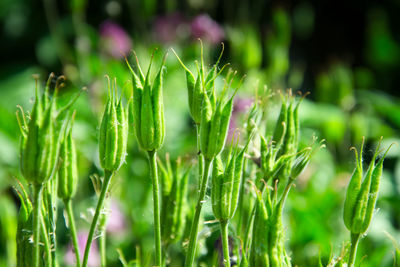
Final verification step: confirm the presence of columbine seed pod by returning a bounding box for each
[200,73,238,160]
[249,189,288,267]
[212,136,250,221]
[126,51,166,151]
[99,78,128,172]
[159,155,190,246]
[172,42,227,125]
[343,139,392,234]
[58,115,78,201]
[249,192,271,266]
[18,74,73,185]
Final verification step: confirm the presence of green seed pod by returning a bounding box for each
[290,138,324,179]
[58,116,78,201]
[343,144,363,230]
[343,139,392,234]
[212,136,251,221]
[249,192,270,266]
[249,188,287,267]
[18,74,78,185]
[200,92,236,160]
[126,51,166,151]
[99,79,128,172]
[172,43,226,125]
[272,94,287,144]
[159,155,190,246]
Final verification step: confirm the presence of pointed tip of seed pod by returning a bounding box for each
[162,51,169,65]
[215,42,225,65]
[105,75,111,96]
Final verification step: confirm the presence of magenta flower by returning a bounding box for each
[64,232,100,267]
[106,200,127,234]
[228,97,253,140]
[100,20,132,59]
[153,12,188,43]
[191,14,225,44]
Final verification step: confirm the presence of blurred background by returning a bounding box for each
[1,0,400,266]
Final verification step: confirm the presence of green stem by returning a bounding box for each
[98,199,109,267]
[278,179,293,212]
[65,199,81,267]
[40,211,52,265]
[243,202,256,254]
[243,178,271,255]
[45,183,58,267]
[100,232,106,267]
[196,124,203,192]
[33,184,43,267]
[148,150,162,267]
[185,158,213,267]
[348,233,360,267]
[220,220,231,267]
[237,157,248,234]
[82,170,114,267]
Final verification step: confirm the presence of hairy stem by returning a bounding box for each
[185,158,213,267]
[65,199,81,267]
[82,170,114,267]
[148,150,162,267]
[33,184,43,267]
[220,220,231,267]
[348,233,360,267]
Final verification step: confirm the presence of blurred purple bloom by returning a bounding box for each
[100,20,132,59]
[154,13,188,43]
[191,14,225,44]
[64,232,100,267]
[106,200,127,234]
[228,97,253,139]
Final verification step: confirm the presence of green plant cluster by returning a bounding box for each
[10,45,394,267]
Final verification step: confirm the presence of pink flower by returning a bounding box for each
[100,20,132,59]
[153,13,188,43]
[106,200,127,234]
[64,232,100,267]
[191,14,225,44]
[228,97,253,140]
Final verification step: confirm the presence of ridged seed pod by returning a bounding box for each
[200,85,236,160]
[58,116,78,201]
[212,137,250,221]
[343,139,392,234]
[126,51,166,152]
[172,43,226,125]
[99,79,128,172]
[18,74,72,185]
[159,155,190,246]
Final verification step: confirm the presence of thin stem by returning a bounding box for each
[33,184,43,267]
[100,232,106,267]
[348,233,361,267]
[185,158,213,267]
[243,202,256,254]
[278,179,294,212]
[220,220,231,267]
[82,170,114,267]
[98,199,109,267]
[65,199,81,267]
[45,183,58,267]
[40,211,52,265]
[237,157,248,234]
[148,150,162,267]
[196,124,204,192]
